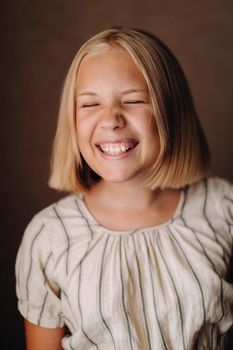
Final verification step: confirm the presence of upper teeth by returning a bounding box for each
[99,143,130,155]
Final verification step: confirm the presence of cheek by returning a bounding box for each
[147,112,157,128]
[145,117,160,152]
[75,128,89,160]
[76,121,97,164]
[76,110,98,136]
[147,114,159,138]
[76,116,92,141]
[138,113,158,138]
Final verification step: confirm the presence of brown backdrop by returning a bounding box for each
[1,0,233,348]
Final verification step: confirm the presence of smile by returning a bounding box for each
[97,140,138,156]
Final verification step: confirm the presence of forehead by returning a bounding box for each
[81,45,132,63]
[76,47,147,90]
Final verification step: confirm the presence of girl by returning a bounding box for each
[16,27,233,350]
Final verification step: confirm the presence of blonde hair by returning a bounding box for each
[49,27,210,193]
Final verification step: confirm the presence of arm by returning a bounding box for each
[25,320,65,350]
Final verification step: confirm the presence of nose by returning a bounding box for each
[99,106,126,130]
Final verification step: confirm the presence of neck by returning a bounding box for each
[85,180,162,211]
[83,179,181,231]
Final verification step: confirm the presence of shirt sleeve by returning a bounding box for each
[221,179,233,230]
[15,213,65,328]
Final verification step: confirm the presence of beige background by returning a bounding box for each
[1,0,232,348]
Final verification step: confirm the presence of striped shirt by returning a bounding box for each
[16,177,233,349]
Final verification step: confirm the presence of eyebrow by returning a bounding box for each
[76,91,98,97]
[122,88,148,95]
[76,88,148,98]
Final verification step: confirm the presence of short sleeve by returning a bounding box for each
[221,179,233,229]
[15,213,65,328]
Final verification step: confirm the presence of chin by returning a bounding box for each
[100,172,140,184]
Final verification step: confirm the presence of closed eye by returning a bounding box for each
[123,100,146,104]
[81,103,99,108]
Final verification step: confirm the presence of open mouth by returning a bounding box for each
[96,140,138,156]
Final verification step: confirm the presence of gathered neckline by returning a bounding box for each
[74,188,185,236]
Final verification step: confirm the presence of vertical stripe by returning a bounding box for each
[53,206,70,276]
[61,290,78,333]
[181,185,215,264]
[99,235,116,349]
[203,181,226,324]
[42,252,53,278]
[132,236,152,350]
[184,181,226,324]
[203,179,228,266]
[181,217,225,324]
[74,199,98,348]
[38,291,48,325]
[119,237,133,350]
[78,248,98,348]
[182,219,217,272]
[156,233,186,350]
[182,183,225,325]
[74,198,94,239]
[26,224,45,316]
[168,227,206,326]
[223,196,233,236]
[145,236,168,350]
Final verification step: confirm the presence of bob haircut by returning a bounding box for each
[49,26,210,193]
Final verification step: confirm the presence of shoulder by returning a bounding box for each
[186,176,232,200]
[205,176,233,196]
[186,176,233,225]
[38,194,81,219]
[29,194,87,226]
[22,195,77,231]
[205,177,232,216]
[21,195,88,247]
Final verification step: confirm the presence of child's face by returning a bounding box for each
[75,47,160,186]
